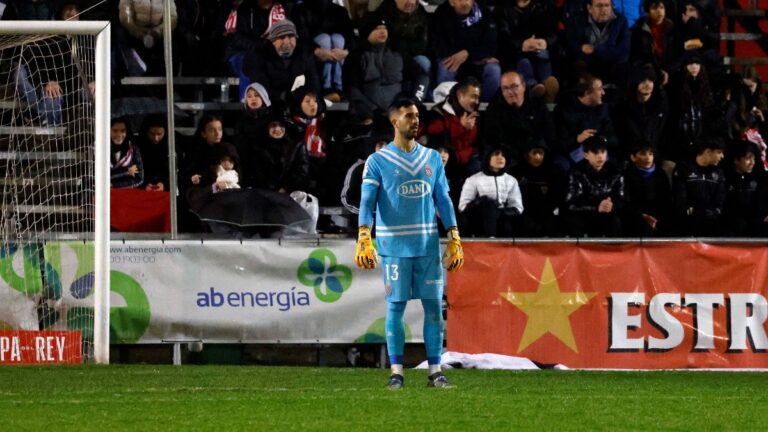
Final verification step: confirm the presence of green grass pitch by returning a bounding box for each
[1,366,766,431]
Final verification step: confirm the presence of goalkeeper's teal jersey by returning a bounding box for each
[359,142,457,258]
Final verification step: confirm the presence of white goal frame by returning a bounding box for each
[0,21,110,364]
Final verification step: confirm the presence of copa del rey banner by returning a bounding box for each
[447,242,768,369]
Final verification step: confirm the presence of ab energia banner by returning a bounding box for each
[447,242,768,369]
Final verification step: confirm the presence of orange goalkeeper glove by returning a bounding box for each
[355,226,378,270]
[442,227,464,272]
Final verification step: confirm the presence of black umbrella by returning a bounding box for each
[191,188,311,228]
[111,97,189,118]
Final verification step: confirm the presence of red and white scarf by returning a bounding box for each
[743,128,768,169]
[112,147,134,168]
[224,0,241,35]
[293,115,325,158]
[262,3,287,38]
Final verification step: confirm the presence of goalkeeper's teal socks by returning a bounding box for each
[422,298,444,367]
[386,301,407,367]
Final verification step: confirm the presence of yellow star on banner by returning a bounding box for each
[501,258,596,353]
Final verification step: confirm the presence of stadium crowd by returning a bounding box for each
[4,0,768,237]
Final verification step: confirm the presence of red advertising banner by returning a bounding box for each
[0,331,82,365]
[447,242,768,369]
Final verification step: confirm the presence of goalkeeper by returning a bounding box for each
[356,98,464,389]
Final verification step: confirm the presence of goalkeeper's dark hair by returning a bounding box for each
[388,98,417,119]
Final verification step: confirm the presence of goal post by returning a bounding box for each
[0,21,110,364]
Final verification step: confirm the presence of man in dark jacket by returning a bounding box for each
[629,0,678,85]
[430,0,501,102]
[564,135,625,237]
[483,70,556,168]
[565,0,630,84]
[243,19,320,107]
[672,136,726,236]
[555,74,619,167]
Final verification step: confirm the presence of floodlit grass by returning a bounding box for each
[1,366,766,431]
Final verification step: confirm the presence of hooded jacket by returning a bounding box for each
[458,150,523,213]
[426,87,479,166]
[234,83,273,187]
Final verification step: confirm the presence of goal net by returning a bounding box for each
[0,22,110,364]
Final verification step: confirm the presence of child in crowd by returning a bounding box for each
[510,139,566,237]
[291,86,328,199]
[214,154,241,192]
[458,147,523,238]
[723,140,765,236]
[623,142,673,236]
[234,82,272,187]
[564,135,625,237]
[110,117,144,189]
[672,136,726,236]
[137,115,169,192]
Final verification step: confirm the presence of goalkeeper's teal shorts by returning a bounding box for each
[379,255,444,302]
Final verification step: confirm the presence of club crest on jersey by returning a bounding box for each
[398,180,431,198]
[425,164,432,177]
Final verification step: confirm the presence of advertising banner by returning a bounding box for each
[108,240,423,344]
[447,242,768,369]
[0,330,82,364]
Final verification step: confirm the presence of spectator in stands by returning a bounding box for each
[623,142,673,236]
[510,138,567,237]
[341,139,387,217]
[373,0,432,102]
[677,0,721,73]
[234,82,272,187]
[483,70,556,168]
[458,147,523,237]
[666,50,715,162]
[226,0,293,98]
[117,0,178,76]
[213,153,241,191]
[252,113,309,193]
[292,0,353,102]
[672,136,726,236]
[717,74,765,143]
[290,86,328,199]
[136,114,170,192]
[345,17,403,125]
[110,117,145,189]
[430,0,501,102]
[613,64,669,160]
[555,74,619,167]
[723,140,764,236]
[425,77,482,179]
[742,66,768,145]
[244,19,320,106]
[629,0,678,85]
[182,114,240,194]
[495,0,560,102]
[564,135,625,237]
[565,0,630,85]
[613,0,643,28]
[176,0,228,77]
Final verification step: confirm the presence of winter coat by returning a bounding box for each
[373,0,430,59]
[510,160,566,219]
[430,1,497,61]
[251,136,310,193]
[119,0,178,40]
[555,97,619,160]
[629,16,678,72]
[459,170,523,214]
[483,92,556,166]
[565,160,625,213]
[182,138,240,189]
[672,160,726,219]
[494,0,558,69]
[723,167,763,225]
[111,142,145,189]
[613,91,669,156]
[234,83,272,186]
[565,12,630,64]
[243,42,320,104]
[426,99,479,167]
[346,42,403,120]
[623,163,673,226]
